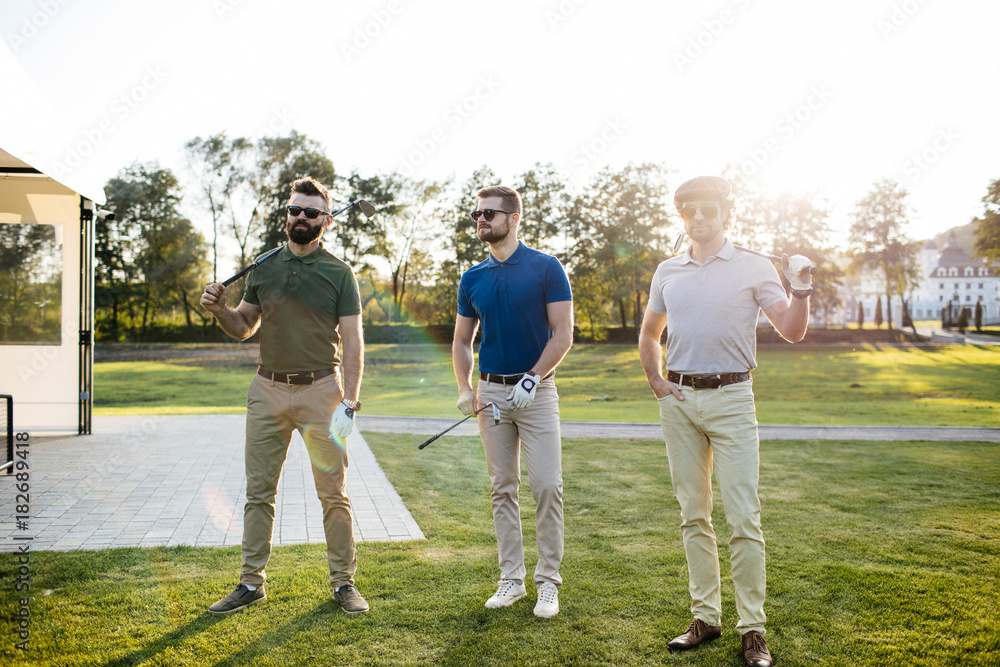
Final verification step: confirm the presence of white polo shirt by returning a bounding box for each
[647,238,788,374]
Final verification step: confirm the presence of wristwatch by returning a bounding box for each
[341,399,361,417]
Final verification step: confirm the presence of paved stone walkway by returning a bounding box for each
[0,415,423,553]
[2,415,996,553]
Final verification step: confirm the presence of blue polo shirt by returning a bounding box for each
[457,242,572,375]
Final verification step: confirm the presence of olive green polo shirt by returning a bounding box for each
[243,244,361,373]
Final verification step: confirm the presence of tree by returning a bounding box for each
[183,133,252,283]
[254,131,336,257]
[727,177,843,322]
[103,163,209,338]
[974,298,983,332]
[848,179,922,330]
[874,296,883,329]
[856,301,864,329]
[973,177,1000,265]
[568,163,674,332]
[513,163,569,255]
[956,306,969,334]
[0,224,61,342]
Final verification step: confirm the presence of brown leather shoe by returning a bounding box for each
[668,618,722,651]
[741,630,773,667]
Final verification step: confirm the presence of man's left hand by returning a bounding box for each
[781,254,814,291]
[329,402,355,440]
[507,373,539,410]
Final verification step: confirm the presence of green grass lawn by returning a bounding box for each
[94,343,1000,426]
[2,435,997,666]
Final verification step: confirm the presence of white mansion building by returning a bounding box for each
[848,231,999,327]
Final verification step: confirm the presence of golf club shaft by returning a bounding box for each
[222,245,283,286]
[418,402,495,450]
[732,245,818,275]
[219,199,373,287]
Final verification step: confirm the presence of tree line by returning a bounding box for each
[93,130,1000,341]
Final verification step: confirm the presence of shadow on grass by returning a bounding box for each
[209,601,337,667]
[102,613,226,667]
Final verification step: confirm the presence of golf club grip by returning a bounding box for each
[417,435,440,450]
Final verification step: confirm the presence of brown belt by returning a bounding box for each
[479,371,554,386]
[666,370,750,390]
[257,366,336,385]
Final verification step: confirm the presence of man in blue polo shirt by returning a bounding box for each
[452,184,574,619]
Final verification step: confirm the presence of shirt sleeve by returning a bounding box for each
[755,261,788,312]
[647,265,666,314]
[337,268,362,317]
[456,275,476,318]
[242,272,260,305]
[544,256,573,303]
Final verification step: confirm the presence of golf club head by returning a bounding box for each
[491,402,500,425]
[357,199,376,218]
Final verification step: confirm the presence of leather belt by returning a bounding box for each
[257,366,336,385]
[479,371,554,386]
[666,370,750,390]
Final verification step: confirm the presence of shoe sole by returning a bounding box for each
[485,593,526,609]
[207,594,266,616]
[338,605,369,615]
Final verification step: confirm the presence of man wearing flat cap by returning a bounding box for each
[638,175,814,667]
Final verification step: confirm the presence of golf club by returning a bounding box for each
[220,198,377,286]
[418,402,500,450]
[671,232,817,275]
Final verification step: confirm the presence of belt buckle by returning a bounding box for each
[287,372,313,385]
[692,374,722,390]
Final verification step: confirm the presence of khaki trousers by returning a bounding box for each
[477,377,564,587]
[657,380,766,634]
[241,372,356,589]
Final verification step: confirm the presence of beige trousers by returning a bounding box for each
[477,377,564,587]
[657,380,766,634]
[241,372,356,589]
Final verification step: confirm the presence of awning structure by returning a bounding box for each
[1,146,99,435]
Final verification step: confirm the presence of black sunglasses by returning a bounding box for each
[679,205,720,222]
[470,208,513,222]
[286,206,330,219]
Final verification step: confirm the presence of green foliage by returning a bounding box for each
[848,179,922,330]
[0,223,61,343]
[101,163,210,339]
[973,177,1000,264]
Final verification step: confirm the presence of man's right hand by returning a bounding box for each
[200,283,226,314]
[457,390,479,416]
[650,376,684,401]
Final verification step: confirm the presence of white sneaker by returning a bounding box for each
[533,582,559,618]
[485,579,526,608]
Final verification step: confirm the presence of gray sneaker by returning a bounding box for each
[334,584,369,614]
[208,584,266,615]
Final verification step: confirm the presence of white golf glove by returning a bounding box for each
[781,254,814,291]
[507,372,540,410]
[329,402,355,440]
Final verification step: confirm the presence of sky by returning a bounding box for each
[3,0,999,271]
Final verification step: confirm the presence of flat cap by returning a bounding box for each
[673,176,732,204]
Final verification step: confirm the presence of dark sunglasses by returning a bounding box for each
[679,205,720,222]
[470,208,513,222]
[286,206,330,219]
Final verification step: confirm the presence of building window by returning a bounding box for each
[980,283,984,289]
[0,223,63,344]
[939,283,945,289]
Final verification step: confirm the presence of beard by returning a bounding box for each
[477,221,510,244]
[287,220,324,244]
